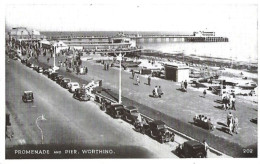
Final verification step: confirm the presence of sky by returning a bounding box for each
[3,0,259,61]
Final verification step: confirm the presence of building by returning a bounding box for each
[164,63,189,82]
[9,27,42,40]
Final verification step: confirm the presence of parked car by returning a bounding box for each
[68,82,80,93]
[26,62,32,67]
[147,120,175,143]
[175,140,207,158]
[106,103,125,118]
[34,66,44,73]
[60,78,71,88]
[22,91,34,103]
[73,88,90,101]
[193,115,214,131]
[30,63,35,68]
[56,75,64,84]
[21,59,27,64]
[50,72,59,81]
[122,106,140,123]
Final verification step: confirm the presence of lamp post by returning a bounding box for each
[35,115,47,144]
[53,44,59,71]
[115,52,125,104]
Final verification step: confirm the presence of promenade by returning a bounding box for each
[29,53,257,157]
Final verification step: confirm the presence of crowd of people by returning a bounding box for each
[222,91,236,111]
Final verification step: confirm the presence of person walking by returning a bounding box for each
[147,76,151,86]
[136,75,140,86]
[157,86,163,98]
[203,89,207,98]
[184,80,188,92]
[47,57,50,63]
[227,112,233,127]
[231,96,236,111]
[132,70,135,79]
[233,117,238,134]
[229,118,233,135]
[153,86,158,97]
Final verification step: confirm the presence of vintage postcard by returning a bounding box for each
[2,0,258,161]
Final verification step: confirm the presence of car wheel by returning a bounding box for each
[196,152,205,158]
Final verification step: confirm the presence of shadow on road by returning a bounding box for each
[176,88,186,92]
[216,127,232,136]
[214,100,223,104]
[214,105,223,110]
[217,122,227,127]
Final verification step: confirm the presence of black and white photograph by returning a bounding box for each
[1,0,259,161]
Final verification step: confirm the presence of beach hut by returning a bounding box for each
[164,62,189,82]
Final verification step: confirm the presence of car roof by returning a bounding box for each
[111,103,124,107]
[151,120,165,125]
[125,106,138,110]
[185,140,204,147]
[70,82,79,84]
[24,91,33,94]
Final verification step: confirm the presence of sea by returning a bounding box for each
[41,31,258,63]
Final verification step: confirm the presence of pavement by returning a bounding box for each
[21,53,258,157]
[5,58,184,158]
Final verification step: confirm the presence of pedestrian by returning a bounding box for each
[147,75,151,86]
[229,118,233,135]
[136,75,140,86]
[233,117,238,134]
[132,70,135,79]
[153,86,158,97]
[157,86,163,98]
[203,139,209,158]
[181,81,184,90]
[227,112,233,127]
[203,89,207,98]
[47,57,50,63]
[231,96,236,111]
[107,63,109,70]
[184,80,188,91]
[85,66,88,74]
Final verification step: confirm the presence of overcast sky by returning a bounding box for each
[5,3,257,34]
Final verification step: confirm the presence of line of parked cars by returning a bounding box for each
[19,58,207,158]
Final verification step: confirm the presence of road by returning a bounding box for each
[5,59,180,158]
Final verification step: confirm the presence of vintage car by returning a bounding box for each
[68,82,80,93]
[22,91,34,103]
[73,88,90,101]
[106,103,125,118]
[122,106,140,123]
[147,120,175,143]
[33,66,44,73]
[175,140,207,158]
[60,78,71,88]
[50,72,59,81]
[26,62,32,67]
[193,115,214,131]
[56,75,64,84]
[21,59,28,64]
